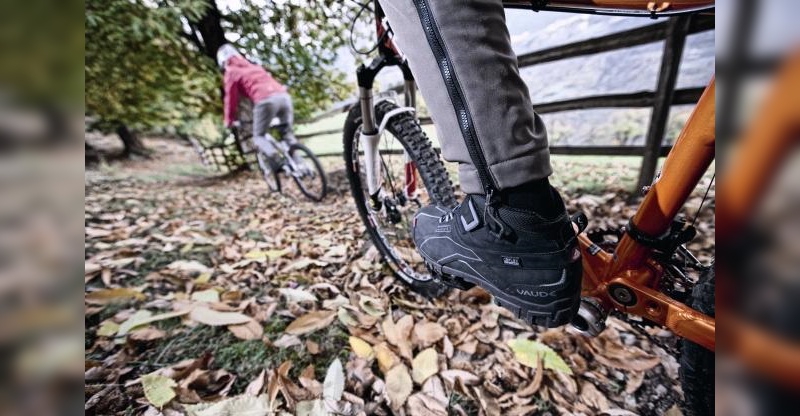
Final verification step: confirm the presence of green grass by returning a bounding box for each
[136,314,351,394]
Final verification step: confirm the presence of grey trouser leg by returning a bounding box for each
[381,0,552,195]
[252,93,297,156]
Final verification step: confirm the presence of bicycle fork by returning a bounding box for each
[359,86,384,205]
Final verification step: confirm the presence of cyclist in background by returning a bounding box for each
[217,43,297,172]
[381,0,582,327]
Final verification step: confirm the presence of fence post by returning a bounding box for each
[636,16,692,191]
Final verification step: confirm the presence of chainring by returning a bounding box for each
[586,226,690,354]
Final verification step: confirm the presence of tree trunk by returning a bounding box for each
[189,1,227,61]
[117,123,150,158]
[185,1,250,170]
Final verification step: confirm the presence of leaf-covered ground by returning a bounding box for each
[85,137,714,415]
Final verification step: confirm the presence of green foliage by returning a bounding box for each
[86,0,215,132]
[0,0,83,106]
[86,0,359,136]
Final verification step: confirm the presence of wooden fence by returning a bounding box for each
[298,14,714,190]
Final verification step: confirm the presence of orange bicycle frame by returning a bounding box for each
[577,79,715,351]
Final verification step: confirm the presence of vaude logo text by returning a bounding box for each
[516,289,557,298]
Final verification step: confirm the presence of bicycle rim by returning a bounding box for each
[349,123,435,283]
[256,151,281,193]
[289,144,327,201]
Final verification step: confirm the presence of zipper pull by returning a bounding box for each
[483,188,509,239]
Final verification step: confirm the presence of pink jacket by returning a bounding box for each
[223,56,287,126]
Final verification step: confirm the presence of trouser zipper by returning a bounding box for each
[411,0,509,237]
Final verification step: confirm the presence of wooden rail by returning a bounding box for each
[516,15,712,67]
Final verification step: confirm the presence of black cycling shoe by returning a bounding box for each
[412,193,585,327]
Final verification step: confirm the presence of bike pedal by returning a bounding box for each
[437,271,475,291]
[424,261,474,290]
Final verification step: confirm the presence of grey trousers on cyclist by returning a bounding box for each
[252,93,297,157]
[381,0,552,195]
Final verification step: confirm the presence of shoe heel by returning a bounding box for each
[494,291,580,328]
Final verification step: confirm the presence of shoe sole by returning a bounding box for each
[421,254,579,328]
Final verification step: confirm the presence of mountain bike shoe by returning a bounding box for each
[413,194,586,327]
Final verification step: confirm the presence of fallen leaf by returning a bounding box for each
[665,404,683,416]
[167,260,210,274]
[460,286,492,304]
[129,327,167,342]
[439,369,480,386]
[411,348,438,384]
[305,340,320,355]
[96,320,120,337]
[323,359,345,401]
[191,289,220,303]
[194,272,212,284]
[220,290,243,303]
[245,248,291,261]
[245,370,266,396]
[141,373,177,408]
[421,376,448,407]
[85,227,112,238]
[349,336,374,360]
[517,357,544,397]
[442,336,454,359]
[273,334,302,348]
[285,310,335,336]
[227,319,264,340]
[601,410,640,416]
[85,261,102,276]
[413,321,446,348]
[184,393,272,416]
[383,315,414,360]
[295,399,327,416]
[189,306,252,326]
[507,338,572,374]
[480,306,500,328]
[358,295,385,317]
[374,342,401,375]
[85,288,145,305]
[337,307,358,326]
[407,392,447,416]
[118,310,188,336]
[625,371,645,394]
[322,295,348,310]
[281,258,328,272]
[385,364,413,410]
[278,288,317,304]
[580,381,610,411]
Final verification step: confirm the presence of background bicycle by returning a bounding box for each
[235,118,328,202]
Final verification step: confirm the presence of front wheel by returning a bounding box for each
[256,151,281,193]
[288,143,328,202]
[343,100,456,298]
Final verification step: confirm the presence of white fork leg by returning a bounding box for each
[361,130,383,196]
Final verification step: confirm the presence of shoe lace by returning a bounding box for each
[438,209,456,223]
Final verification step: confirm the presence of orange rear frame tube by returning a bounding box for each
[577,79,716,351]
